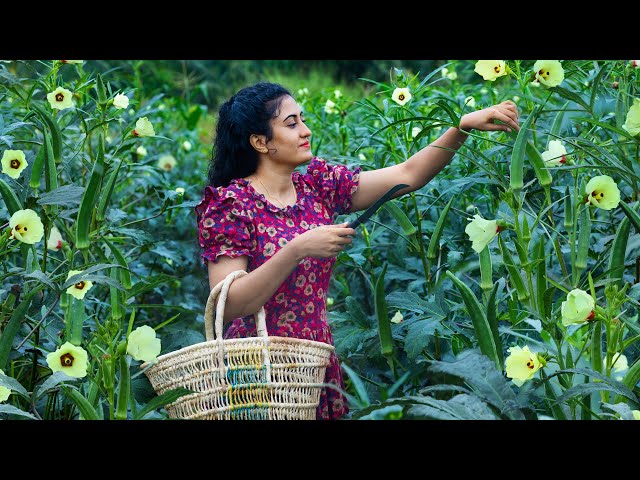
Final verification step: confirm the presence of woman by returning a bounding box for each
[195,81,519,419]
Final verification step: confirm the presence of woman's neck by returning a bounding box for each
[246,167,295,197]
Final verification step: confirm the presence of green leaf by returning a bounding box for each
[0,404,38,419]
[620,201,640,232]
[125,273,177,299]
[36,185,85,206]
[0,372,29,397]
[385,291,446,319]
[344,296,372,328]
[589,62,610,113]
[24,270,59,292]
[341,363,370,407]
[404,318,440,360]
[62,386,100,420]
[601,402,636,420]
[548,367,638,405]
[427,350,526,419]
[108,227,155,245]
[549,86,591,112]
[34,371,78,400]
[61,263,122,289]
[134,387,194,420]
[407,394,497,420]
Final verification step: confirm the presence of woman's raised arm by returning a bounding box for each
[349,100,519,213]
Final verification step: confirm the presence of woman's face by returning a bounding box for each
[265,95,313,167]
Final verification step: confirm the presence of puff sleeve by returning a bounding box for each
[194,185,255,265]
[303,157,361,216]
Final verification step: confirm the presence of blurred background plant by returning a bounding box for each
[0,59,638,420]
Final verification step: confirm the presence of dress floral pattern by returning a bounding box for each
[195,157,361,420]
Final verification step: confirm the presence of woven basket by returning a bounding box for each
[142,270,335,420]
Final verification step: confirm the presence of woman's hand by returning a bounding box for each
[458,100,520,134]
[288,222,356,259]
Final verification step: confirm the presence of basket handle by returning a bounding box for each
[204,270,268,341]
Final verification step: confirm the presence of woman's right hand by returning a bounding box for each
[289,222,356,259]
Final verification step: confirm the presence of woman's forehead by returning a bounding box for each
[275,95,302,118]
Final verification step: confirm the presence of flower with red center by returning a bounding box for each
[505,345,543,386]
[46,342,88,378]
[474,60,508,81]
[585,175,620,210]
[1,149,28,179]
[392,87,412,106]
[532,60,564,87]
[66,269,93,300]
[46,86,74,110]
[9,209,44,244]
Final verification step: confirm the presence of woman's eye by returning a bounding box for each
[288,123,297,128]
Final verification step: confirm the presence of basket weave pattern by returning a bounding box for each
[143,270,334,420]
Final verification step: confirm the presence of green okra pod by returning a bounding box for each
[75,133,106,250]
[426,197,453,261]
[445,270,501,369]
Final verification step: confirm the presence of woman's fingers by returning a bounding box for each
[499,102,520,125]
[491,109,520,132]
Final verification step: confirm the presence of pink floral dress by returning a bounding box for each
[195,157,361,420]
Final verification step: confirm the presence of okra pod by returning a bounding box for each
[426,197,453,260]
[445,270,501,369]
[75,133,106,250]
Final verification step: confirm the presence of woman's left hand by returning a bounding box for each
[458,100,520,134]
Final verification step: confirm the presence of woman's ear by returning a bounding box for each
[249,134,269,154]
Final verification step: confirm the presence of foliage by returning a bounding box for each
[1,59,639,420]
